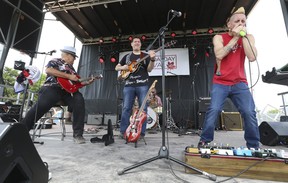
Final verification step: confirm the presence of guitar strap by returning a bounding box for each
[140,52,145,65]
[125,52,145,65]
[125,53,132,65]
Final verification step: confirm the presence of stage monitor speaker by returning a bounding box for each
[259,121,288,146]
[0,123,48,183]
[221,112,243,131]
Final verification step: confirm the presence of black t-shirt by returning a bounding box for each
[120,52,150,87]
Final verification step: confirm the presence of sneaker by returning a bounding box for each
[73,136,86,144]
[197,141,209,149]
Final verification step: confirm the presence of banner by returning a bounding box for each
[118,48,190,77]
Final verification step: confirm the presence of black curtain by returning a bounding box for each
[78,44,217,128]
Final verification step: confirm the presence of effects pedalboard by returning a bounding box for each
[186,143,288,160]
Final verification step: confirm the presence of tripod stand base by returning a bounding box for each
[117,146,217,181]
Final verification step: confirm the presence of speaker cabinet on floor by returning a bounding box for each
[259,121,288,146]
[221,112,243,131]
[0,123,48,183]
[198,112,221,130]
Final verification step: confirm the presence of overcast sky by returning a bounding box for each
[4,0,288,112]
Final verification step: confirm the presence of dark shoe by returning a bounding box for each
[197,141,209,149]
[73,135,86,144]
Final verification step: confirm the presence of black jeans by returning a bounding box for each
[21,85,85,137]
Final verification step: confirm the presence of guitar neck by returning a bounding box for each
[135,41,174,65]
[78,77,91,82]
[135,46,163,65]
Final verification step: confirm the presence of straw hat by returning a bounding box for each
[60,46,78,57]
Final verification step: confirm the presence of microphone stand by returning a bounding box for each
[18,50,55,122]
[192,63,200,130]
[118,12,216,181]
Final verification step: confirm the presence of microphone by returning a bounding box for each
[239,30,246,37]
[194,63,200,66]
[48,50,56,55]
[171,10,182,17]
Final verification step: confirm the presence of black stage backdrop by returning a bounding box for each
[77,43,235,128]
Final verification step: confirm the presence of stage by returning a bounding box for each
[30,123,287,183]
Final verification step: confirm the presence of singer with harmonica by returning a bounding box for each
[197,7,260,149]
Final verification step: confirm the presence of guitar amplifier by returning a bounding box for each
[87,114,103,125]
[104,114,117,125]
[221,112,243,131]
[198,112,221,130]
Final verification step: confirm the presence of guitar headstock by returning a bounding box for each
[165,40,177,48]
[149,80,157,91]
[92,74,103,80]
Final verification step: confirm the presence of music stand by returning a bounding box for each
[117,11,216,181]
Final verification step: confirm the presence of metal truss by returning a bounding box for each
[43,0,127,12]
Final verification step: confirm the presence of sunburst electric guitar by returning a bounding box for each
[57,74,103,93]
[118,40,177,81]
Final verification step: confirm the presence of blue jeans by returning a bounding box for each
[200,82,260,148]
[120,85,149,136]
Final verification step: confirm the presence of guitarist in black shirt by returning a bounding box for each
[115,37,156,139]
[21,46,94,144]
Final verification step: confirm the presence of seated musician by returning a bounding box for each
[147,87,162,109]
[147,87,163,127]
[21,46,95,144]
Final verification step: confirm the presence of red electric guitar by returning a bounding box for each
[57,74,103,93]
[125,80,157,145]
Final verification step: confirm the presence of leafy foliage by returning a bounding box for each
[2,66,46,103]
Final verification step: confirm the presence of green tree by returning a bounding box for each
[2,66,46,103]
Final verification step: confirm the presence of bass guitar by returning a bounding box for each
[118,40,176,81]
[57,74,103,93]
[125,80,157,144]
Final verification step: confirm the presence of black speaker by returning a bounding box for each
[0,123,48,183]
[197,112,221,130]
[259,121,288,146]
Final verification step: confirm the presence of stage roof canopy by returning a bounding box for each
[43,0,258,45]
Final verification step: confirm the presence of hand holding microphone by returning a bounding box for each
[232,25,246,37]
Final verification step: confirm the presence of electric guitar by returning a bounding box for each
[125,80,157,144]
[57,74,103,93]
[118,40,177,81]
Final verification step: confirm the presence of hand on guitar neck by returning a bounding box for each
[57,74,103,93]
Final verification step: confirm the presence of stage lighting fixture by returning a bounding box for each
[110,54,117,63]
[207,28,214,34]
[99,38,104,44]
[191,29,197,35]
[141,35,147,41]
[170,32,176,38]
[128,36,133,42]
[112,37,117,43]
[98,53,105,63]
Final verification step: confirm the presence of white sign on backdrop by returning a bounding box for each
[118,48,190,77]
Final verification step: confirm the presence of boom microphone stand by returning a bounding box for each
[118,10,216,181]
[18,50,56,122]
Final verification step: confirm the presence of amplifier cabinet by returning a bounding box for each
[198,98,211,113]
[87,114,103,125]
[104,114,117,125]
[198,112,221,130]
[221,112,243,131]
